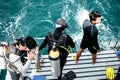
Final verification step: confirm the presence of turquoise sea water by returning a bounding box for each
[0,0,120,53]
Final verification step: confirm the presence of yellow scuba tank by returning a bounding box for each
[49,49,60,59]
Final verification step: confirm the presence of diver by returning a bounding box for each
[39,18,75,80]
[6,36,38,80]
[75,10,102,64]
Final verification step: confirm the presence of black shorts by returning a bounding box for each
[80,40,97,54]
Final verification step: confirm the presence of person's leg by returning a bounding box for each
[92,53,97,64]
[75,48,84,63]
[58,60,66,80]
[58,69,62,80]
[9,71,20,80]
[88,46,97,65]
[114,66,120,79]
[0,69,7,80]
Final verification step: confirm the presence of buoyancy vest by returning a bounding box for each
[47,32,67,50]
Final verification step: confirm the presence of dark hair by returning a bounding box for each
[89,11,101,21]
[13,38,25,46]
[23,36,37,49]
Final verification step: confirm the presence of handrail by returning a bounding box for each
[108,39,120,51]
[34,37,45,40]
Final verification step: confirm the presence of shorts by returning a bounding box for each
[80,40,97,54]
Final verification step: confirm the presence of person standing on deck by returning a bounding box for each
[6,36,38,80]
[39,18,75,80]
[75,10,102,64]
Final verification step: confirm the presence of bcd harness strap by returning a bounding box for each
[48,32,67,48]
[48,32,74,60]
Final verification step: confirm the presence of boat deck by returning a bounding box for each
[6,50,120,80]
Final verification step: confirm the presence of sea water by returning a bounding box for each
[0,0,120,54]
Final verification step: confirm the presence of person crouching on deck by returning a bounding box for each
[7,36,38,80]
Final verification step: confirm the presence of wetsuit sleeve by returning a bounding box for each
[67,35,75,48]
[39,36,48,50]
[91,26,100,50]
[91,35,100,50]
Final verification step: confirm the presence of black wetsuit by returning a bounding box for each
[80,19,100,53]
[39,29,75,80]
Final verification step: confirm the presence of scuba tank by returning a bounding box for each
[49,42,60,77]
[40,57,44,67]
[47,32,67,77]
[35,49,41,72]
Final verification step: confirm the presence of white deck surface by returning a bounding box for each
[6,50,120,80]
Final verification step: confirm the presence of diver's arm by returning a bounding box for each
[22,51,35,76]
[39,36,48,50]
[22,60,31,76]
[9,52,34,76]
[93,37,100,50]
[91,26,100,50]
[67,35,75,48]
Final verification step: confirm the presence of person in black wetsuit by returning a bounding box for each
[75,11,102,64]
[39,18,75,80]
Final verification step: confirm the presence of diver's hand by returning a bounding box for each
[28,50,35,61]
[36,47,39,51]
[75,55,79,63]
[97,49,101,53]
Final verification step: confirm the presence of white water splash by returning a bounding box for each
[75,9,89,27]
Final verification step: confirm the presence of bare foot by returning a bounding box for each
[75,56,79,63]
[92,61,96,65]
